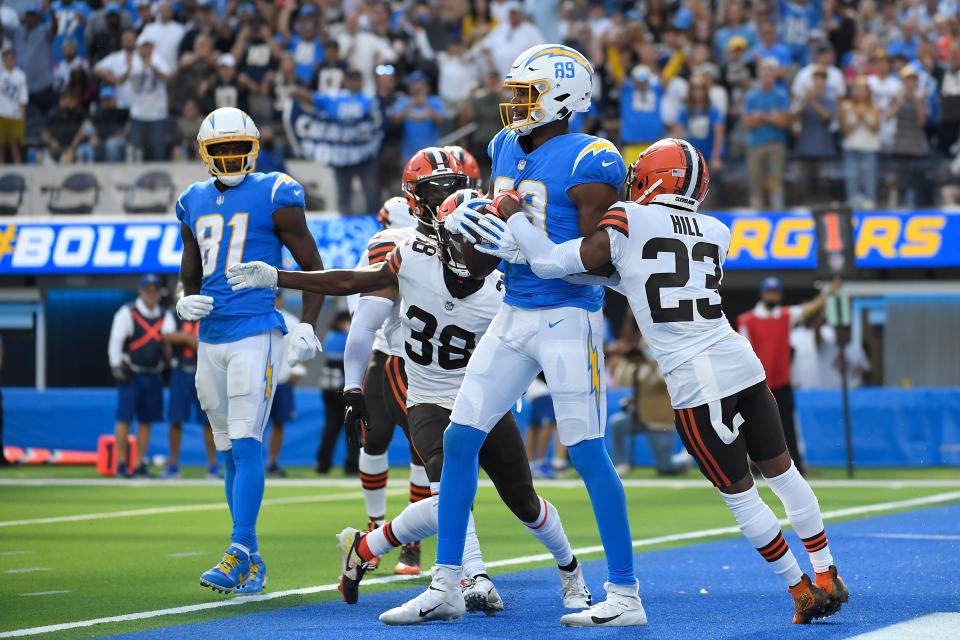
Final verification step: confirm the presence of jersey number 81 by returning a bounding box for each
[195,212,249,276]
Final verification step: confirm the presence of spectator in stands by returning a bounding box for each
[743,59,790,208]
[673,77,725,170]
[108,274,175,478]
[889,66,929,207]
[5,4,56,115]
[737,276,838,474]
[177,33,217,114]
[620,65,666,163]
[213,53,239,110]
[778,0,821,65]
[85,85,128,162]
[93,27,136,112]
[139,0,184,73]
[460,70,503,177]
[480,1,544,76]
[792,43,846,101]
[790,311,870,390]
[937,44,960,155]
[234,16,280,122]
[267,292,306,478]
[840,77,881,208]
[750,20,792,72]
[122,33,171,162]
[86,3,131,64]
[316,40,347,96]
[791,67,838,202]
[279,5,324,87]
[713,0,757,65]
[391,70,445,164]
[53,38,88,93]
[316,311,359,476]
[41,90,86,163]
[174,98,203,160]
[868,52,903,150]
[0,47,28,164]
[438,39,477,114]
[50,0,90,64]
[336,10,395,95]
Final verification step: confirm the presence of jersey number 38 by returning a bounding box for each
[405,306,475,370]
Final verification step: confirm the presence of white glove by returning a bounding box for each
[176,294,214,320]
[443,197,492,236]
[226,261,278,291]
[286,322,321,366]
[459,212,525,263]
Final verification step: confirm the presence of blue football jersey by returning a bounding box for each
[488,129,626,311]
[176,172,306,344]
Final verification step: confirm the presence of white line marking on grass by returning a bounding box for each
[4,568,53,575]
[2,491,958,639]
[167,551,207,558]
[0,551,34,557]
[847,613,960,639]
[866,533,960,541]
[20,591,70,597]
[0,490,405,528]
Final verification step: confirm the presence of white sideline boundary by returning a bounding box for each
[1,491,958,639]
[0,491,406,529]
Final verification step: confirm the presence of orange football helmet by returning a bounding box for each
[627,138,709,211]
[402,147,469,225]
[435,188,485,278]
[443,145,482,189]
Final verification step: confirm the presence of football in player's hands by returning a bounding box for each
[491,190,523,220]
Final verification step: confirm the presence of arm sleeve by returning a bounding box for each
[108,307,131,369]
[342,295,394,391]
[506,214,585,279]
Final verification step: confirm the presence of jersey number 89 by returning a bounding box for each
[493,177,547,233]
[195,213,248,277]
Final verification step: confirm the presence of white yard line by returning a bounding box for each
[846,613,960,639]
[866,533,960,541]
[0,490,405,529]
[1,491,958,639]
[0,551,35,557]
[4,568,53,575]
[20,592,70,598]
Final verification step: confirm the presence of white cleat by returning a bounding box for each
[559,562,592,609]
[560,581,648,627]
[379,566,465,625]
[462,574,504,615]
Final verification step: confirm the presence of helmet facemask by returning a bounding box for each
[406,173,468,226]
[435,220,471,278]
[499,80,550,134]
[200,137,259,187]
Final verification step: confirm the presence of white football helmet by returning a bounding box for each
[197,107,260,187]
[377,196,418,229]
[500,44,594,136]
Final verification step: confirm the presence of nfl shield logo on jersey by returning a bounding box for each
[517,159,526,171]
[445,301,455,311]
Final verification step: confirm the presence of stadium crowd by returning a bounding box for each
[0,0,959,208]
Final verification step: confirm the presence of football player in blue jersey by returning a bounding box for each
[375,44,648,626]
[174,107,325,595]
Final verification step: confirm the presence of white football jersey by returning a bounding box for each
[385,236,504,410]
[349,226,416,356]
[601,202,765,408]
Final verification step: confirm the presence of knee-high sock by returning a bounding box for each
[568,438,636,586]
[222,450,237,519]
[409,463,431,504]
[363,482,486,578]
[230,438,264,553]
[766,463,834,573]
[721,484,803,586]
[522,497,575,568]
[436,423,487,567]
[359,450,388,524]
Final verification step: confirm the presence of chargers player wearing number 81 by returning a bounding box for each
[175,107,325,595]
[411,43,647,627]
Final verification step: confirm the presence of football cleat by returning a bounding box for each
[461,574,503,614]
[235,553,267,595]
[336,527,368,604]
[814,565,849,617]
[206,463,223,479]
[394,541,422,575]
[379,566,465,625]
[559,562,592,608]
[161,464,181,479]
[365,520,381,571]
[789,573,832,624]
[130,462,152,478]
[560,581,647,627]
[200,545,250,594]
[266,463,287,478]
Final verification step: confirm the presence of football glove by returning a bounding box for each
[459,212,526,263]
[176,294,214,320]
[286,322,321,366]
[226,261,278,291]
[342,388,368,448]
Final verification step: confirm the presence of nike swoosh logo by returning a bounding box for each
[419,604,443,617]
[601,160,616,167]
[590,613,623,624]
[548,319,565,328]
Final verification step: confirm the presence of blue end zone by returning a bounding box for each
[106,504,960,640]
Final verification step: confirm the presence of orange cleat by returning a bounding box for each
[393,541,422,575]
[788,574,831,624]
[815,565,849,617]
[365,520,381,571]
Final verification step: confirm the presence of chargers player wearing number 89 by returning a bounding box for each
[462,138,849,625]
[175,107,325,595]
[227,189,591,623]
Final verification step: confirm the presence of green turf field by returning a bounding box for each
[2,466,959,639]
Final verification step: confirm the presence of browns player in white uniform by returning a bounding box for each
[229,188,591,623]
[459,138,849,625]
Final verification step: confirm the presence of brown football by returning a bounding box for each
[461,238,501,278]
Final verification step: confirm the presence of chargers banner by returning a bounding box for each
[0,211,955,275]
[0,215,379,275]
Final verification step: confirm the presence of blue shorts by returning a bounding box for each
[270,383,295,424]
[116,372,164,423]
[529,395,556,428]
[168,368,208,425]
